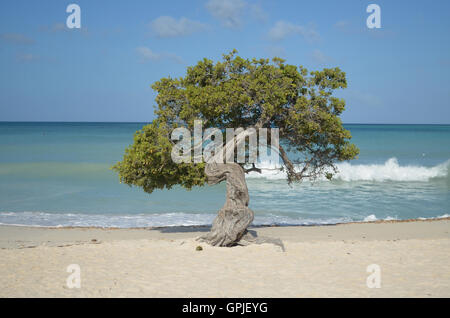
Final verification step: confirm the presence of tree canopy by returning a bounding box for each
[113,50,359,193]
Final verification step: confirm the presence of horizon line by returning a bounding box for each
[1,121,450,125]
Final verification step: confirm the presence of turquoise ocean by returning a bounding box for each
[0,122,449,228]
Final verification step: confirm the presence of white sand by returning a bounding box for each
[0,220,449,297]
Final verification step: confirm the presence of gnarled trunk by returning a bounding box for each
[197,162,254,246]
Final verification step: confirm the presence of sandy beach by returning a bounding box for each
[0,219,449,297]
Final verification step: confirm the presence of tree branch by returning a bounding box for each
[244,163,262,174]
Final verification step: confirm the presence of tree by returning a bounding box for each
[113,50,359,247]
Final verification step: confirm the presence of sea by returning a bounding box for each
[0,122,449,228]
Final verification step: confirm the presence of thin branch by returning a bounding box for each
[244,163,262,174]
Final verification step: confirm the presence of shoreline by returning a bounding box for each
[1,218,449,249]
[1,215,449,232]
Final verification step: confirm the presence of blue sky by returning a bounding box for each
[0,0,449,123]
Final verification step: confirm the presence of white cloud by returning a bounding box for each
[136,47,160,61]
[39,23,88,34]
[311,49,333,64]
[0,33,35,45]
[205,0,246,28]
[334,20,350,30]
[151,16,207,38]
[136,47,183,64]
[266,46,286,58]
[16,53,40,62]
[50,23,66,32]
[249,4,268,23]
[268,20,319,41]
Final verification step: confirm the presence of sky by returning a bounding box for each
[0,0,449,124]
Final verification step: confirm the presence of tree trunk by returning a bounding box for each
[197,162,254,247]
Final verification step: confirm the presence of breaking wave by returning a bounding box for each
[247,158,450,182]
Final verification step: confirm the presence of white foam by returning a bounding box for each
[362,215,398,222]
[333,158,449,182]
[0,211,446,228]
[0,211,350,228]
[363,214,377,222]
[246,158,449,182]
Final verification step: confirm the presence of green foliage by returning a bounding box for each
[112,120,206,193]
[113,50,359,193]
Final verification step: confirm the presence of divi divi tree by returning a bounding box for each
[113,50,359,247]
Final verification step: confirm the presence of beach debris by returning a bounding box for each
[196,245,203,251]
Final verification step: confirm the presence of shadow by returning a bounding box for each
[152,226,265,235]
[151,225,212,233]
[147,223,331,234]
[149,225,285,251]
